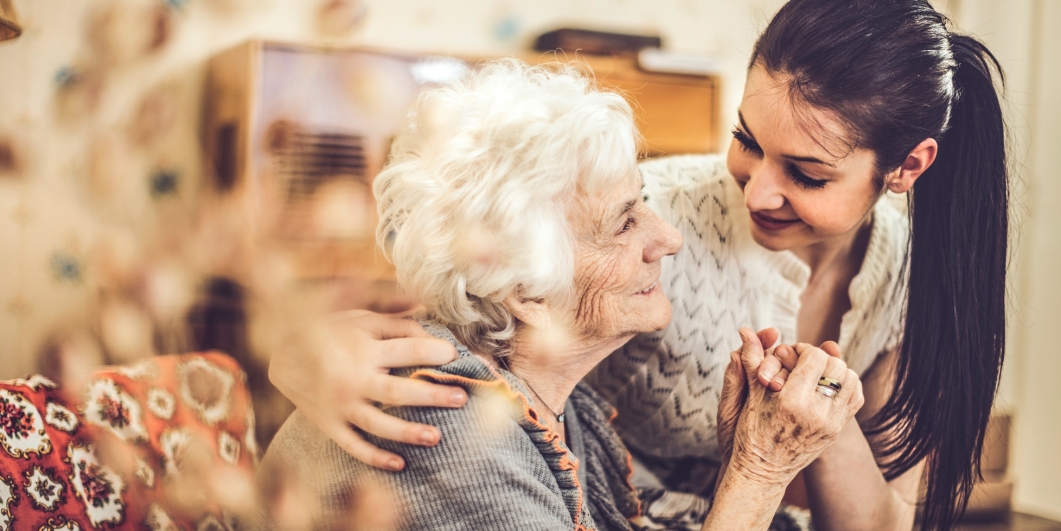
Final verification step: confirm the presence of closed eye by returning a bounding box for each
[732,128,762,155]
[787,164,828,190]
[619,216,636,234]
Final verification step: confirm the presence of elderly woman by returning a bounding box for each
[258,60,862,531]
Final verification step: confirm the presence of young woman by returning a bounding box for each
[268,1,1008,529]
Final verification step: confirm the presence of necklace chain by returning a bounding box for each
[517,374,565,424]
[499,357,565,423]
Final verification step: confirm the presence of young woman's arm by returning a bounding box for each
[803,348,922,531]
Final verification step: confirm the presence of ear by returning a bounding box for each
[886,138,938,194]
[503,289,551,331]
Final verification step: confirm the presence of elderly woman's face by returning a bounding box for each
[566,173,683,341]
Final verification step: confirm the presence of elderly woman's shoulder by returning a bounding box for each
[638,153,731,194]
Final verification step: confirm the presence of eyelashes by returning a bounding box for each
[732,128,761,154]
[731,127,829,190]
[786,164,827,190]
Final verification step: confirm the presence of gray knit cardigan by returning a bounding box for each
[257,320,642,531]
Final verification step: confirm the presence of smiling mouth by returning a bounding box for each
[635,281,659,296]
[750,212,801,231]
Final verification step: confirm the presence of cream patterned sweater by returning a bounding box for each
[587,154,909,467]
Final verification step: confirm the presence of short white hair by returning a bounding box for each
[374,59,639,356]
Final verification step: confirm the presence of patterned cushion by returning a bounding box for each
[0,352,257,531]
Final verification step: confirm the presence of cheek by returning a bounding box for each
[726,141,752,189]
[789,189,875,235]
[571,248,639,325]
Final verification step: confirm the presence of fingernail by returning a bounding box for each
[738,328,751,342]
[388,458,402,470]
[420,429,437,444]
[772,377,784,388]
[451,391,466,406]
[760,368,776,381]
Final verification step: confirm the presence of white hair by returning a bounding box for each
[374,59,639,356]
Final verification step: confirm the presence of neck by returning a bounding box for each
[791,212,874,279]
[502,329,630,415]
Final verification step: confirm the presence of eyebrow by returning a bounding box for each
[737,110,837,168]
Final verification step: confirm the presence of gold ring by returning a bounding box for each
[818,377,842,391]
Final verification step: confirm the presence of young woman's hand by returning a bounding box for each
[755,339,843,391]
[268,311,466,471]
[725,328,865,487]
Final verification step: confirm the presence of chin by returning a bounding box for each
[642,296,673,333]
[749,225,796,252]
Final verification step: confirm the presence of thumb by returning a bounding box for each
[719,351,748,416]
[716,352,747,453]
[737,327,765,385]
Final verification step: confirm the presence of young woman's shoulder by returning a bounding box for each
[638,153,732,194]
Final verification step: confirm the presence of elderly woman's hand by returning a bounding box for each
[716,327,778,473]
[704,329,864,530]
[725,328,864,487]
[268,311,466,471]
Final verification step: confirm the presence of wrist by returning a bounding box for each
[705,462,788,531]
[724,459,790,493]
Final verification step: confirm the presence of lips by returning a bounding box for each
[635,281,659,296]
[750,211,801,232]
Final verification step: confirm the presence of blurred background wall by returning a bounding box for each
[0,0,1057,521]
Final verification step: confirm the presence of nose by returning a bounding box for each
[644,211,683,263]
[742,163,787,212]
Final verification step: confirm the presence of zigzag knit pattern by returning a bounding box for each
[587,154,909,463]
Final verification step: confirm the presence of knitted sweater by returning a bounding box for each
[258,320,642,531]
[588,154,909,472]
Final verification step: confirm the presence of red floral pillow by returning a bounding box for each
[0,352,257,531]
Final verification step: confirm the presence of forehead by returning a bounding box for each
[740,65,856,164]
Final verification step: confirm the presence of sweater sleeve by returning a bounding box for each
[259,390,582,531]
[362,397,580,531]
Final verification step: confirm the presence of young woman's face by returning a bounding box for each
[726,64,882,252]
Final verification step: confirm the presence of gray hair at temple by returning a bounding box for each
[374,59,640,356]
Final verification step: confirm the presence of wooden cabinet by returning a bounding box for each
[521,54,720,156]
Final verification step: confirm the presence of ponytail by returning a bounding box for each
[871,35,1009,530]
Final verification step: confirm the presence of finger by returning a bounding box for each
[756,328,780,351]
[737,327,765,384]
[326,422,407,471]
[820,341,842,359]
[837,368,864,412]
[350,404,444,449]
[757,351,783,388]
[768,368,790,392]
[366,373,467,408]
[717,353,748,427]
[381,337,459,367]
[787,343,830,391]
[360,313,433,340]
[774,344,799,372]
[821,355,848,382]
[327,309,374,323]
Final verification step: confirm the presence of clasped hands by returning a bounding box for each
[714,328,865,491]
